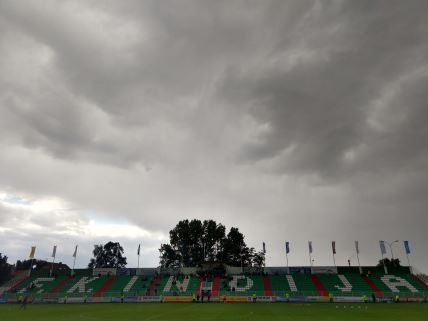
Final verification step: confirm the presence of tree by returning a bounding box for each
[88,242,127,268]
[252,251,266,268]
[159,219,260,268]
[377,258,401,268]
[16,259,50,270]
[220,227,249,266]
[0,253,12,284]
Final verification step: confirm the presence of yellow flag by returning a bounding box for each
[29,246,36,259]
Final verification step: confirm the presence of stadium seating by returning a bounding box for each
[12,277,63,295]
[0,274,28,295]
[103,276,150,296]
[292,274,318,296]
[3,267,428,301]
[268,274,317,296]
[218,275,265,296]
[316,274,372,296]
[368,274,426,296]
[156,275,199,295]
[61,276,108,296]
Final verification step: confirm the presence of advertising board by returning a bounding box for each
[163,296,193,302]
[139,296,161,302]
[334,296,364,303]
[223,296,248,302]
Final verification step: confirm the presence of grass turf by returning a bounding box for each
[0,303,427,321]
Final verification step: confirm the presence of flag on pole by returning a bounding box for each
[72,245,78,257]
[262,242,266,254]
[29,246,36,259]
[404,241,411,255]
[308,241,313,254]
[379,240,387,255]
[51,245,57,258]
[285,242,290,254]
[137,244,141,255]
[355,241,360,254]
[332,241,336,255]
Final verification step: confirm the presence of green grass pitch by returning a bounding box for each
[1,303,427,321]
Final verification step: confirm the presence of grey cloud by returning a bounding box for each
[220,0,428,179]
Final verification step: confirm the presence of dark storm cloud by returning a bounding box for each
[220,0,428,179]
[0,0,427,271]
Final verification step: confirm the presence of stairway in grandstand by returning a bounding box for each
[147,274,160,295]
[413,275,428,290]
[44,277,70,298]
[310,275,329,296]
[94,276,116,297]
[262,275,273,296]
[211,276,220,296]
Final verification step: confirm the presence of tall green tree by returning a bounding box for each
[377,258,401,268]
[88,242,127,268]
[0,253,12,284]
[159,220,259,268]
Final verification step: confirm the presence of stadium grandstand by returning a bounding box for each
[1,264,428,304]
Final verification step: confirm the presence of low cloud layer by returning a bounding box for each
[0,0,427,272]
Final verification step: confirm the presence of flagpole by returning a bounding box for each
[50,246,56,277]
[406,253,411,273]
[137,244,140,270]
[404,241,412,274]
[381,252,387,274]
[72,245,78,276]
[332,242,336,267]
[286,253,289,270]
[72,255,77,274]
[29,246,36,277]
[51,254,56,277]
[356,242,362,274]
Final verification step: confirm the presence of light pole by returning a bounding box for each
[385,240,399,266]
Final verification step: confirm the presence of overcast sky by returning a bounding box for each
[0,0,427,273]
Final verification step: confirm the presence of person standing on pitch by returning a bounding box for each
[20,295,28,309]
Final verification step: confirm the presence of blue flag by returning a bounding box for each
[404,240,411,255]
[285,242,290,254]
